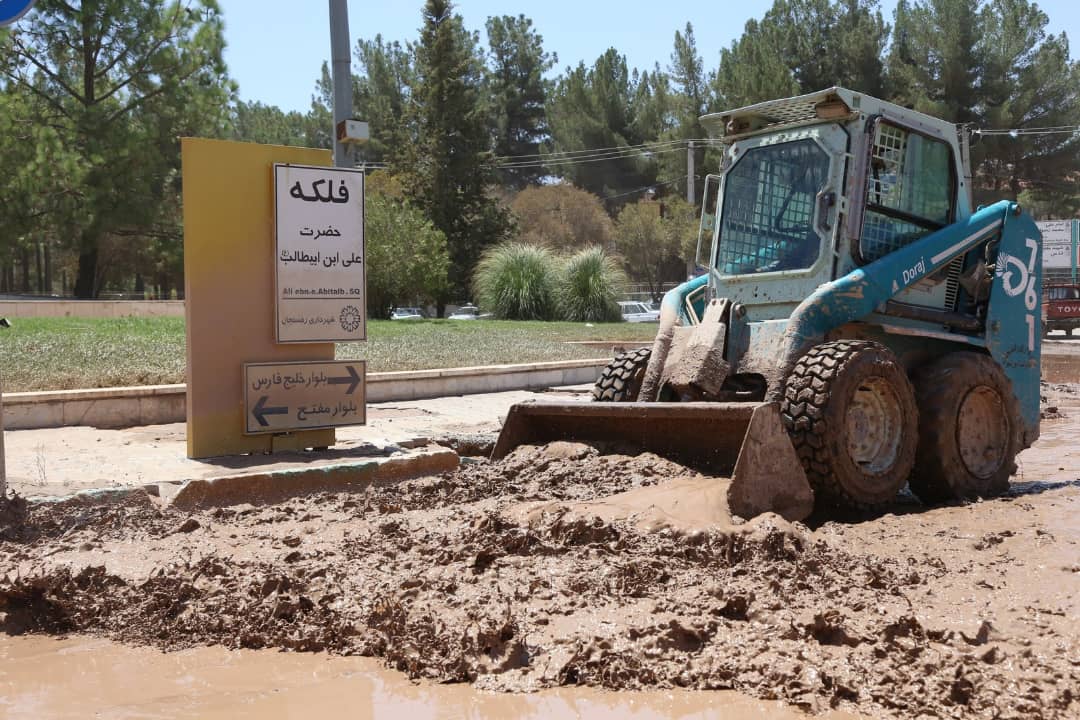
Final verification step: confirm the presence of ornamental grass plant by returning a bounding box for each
[556,246,625,322]
[473,243,559,320]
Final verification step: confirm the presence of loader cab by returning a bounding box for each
[697,88,972,322]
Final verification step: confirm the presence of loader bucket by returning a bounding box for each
[492,400,814,521]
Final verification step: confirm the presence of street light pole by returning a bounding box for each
[329,0,352,168]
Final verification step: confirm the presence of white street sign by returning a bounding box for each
[274,163,365,343]
[1037,220,1075,270]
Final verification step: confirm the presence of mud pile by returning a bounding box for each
[0,492,27,540]
[1,442,1077,719]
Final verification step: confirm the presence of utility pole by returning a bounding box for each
[686,140,696,279]
[329,0,352,168]
[687,140,695,206]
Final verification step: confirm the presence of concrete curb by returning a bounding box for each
[0,300,184,318]
[2,359,607,430]
[164,445,460,510]
[22,446,460,511]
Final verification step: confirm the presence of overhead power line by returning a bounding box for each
[602,177,685,202]
[356,137,724,173]
[494,137,721,162]
[974,125,1080,137]
[494,139,685,162]
[499,146,688,170]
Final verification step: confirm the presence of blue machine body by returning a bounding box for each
[663,201,1043,444]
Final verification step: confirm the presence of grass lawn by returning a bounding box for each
[0,317,657,392]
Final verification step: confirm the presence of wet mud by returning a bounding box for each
[2,398,1080,718]
[1,635,858,720]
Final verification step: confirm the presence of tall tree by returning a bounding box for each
[354,35,415,163]
[231,101,309,146]
[887,0,983,121]
[713,0,888,108]
[306,62,335,151]
[630,65,674,145]
[547,49,658,198]
[404,0,511,308]
[887,0,1080,212]
[0,0,232,298]
[976,0,1080,207]
[713,18,799,108]
[485,14,556,189]
[659,24,709,206]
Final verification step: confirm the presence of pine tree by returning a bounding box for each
[661,23,709,206]
[404,0,511,308]
[0,0,232,297]
[713,0,888,108]
[887,0,1080,212]
[354,35,415,163]
[485,15,556,189]
[547,49,659,199]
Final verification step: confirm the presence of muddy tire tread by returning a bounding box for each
[909,352,1019,504]
[781,340,918,510]
[592,347,651,402]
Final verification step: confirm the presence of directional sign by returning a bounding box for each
[243,360,366,434]
[274,163,365,343]
[0,0,36,27]
[1037,220,1077,270]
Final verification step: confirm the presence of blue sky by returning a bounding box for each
[219,0,1080,114]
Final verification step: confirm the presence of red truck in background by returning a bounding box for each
[1043,284,1080,337]
[1038,220,1080,338]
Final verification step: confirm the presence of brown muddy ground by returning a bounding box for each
[1,386,1078,719]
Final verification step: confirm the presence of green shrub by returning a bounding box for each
[365,194,449,319]
[557,246,625,322]
[473,243,558,320]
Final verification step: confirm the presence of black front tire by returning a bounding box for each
[782,340,919,510]
[592,347,651,402]
[909,352,1020,504]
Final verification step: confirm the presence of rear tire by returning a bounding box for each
[592,347,651,402]
[782,340,918,510]
[909,352,1020,504]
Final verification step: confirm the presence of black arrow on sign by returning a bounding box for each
[252,395,289,427]
[327,364,362,394]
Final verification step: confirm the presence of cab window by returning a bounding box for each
[860,122,954,263]
[716,139,829,275]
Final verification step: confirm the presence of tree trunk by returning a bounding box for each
[20,248,30,292]
[74,243,99,298]
[44,243,52,294]
[35,243,44,293]
[134,273,144,295]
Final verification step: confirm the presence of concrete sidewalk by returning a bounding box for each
[6,385,590,502]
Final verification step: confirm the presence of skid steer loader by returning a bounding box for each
[493,87,1043,522]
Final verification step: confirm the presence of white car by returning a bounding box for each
[618,300,660,323]
[390,307,425,320]
[448,304,489,320]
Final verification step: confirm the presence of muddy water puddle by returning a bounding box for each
[1043,354,1080,383]
[0,635,857,720]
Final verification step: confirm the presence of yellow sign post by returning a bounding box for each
[182,138,337,459]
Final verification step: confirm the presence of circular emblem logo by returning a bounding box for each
[339,305,362,333]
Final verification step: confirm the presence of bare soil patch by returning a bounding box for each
[2,400,1078,719]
